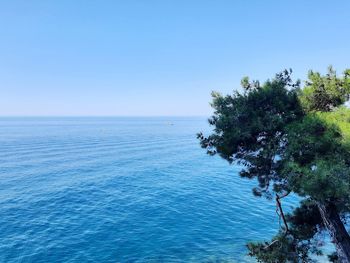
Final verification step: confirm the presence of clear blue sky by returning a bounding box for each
[1,1,349,116]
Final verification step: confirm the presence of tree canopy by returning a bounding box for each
[198,67,350,262]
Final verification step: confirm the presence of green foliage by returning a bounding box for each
[282,111,350,204]
[198,69,303,196]
[247,199,323,263]
[299,66,350,112]
[319,107,350,149]
[199,67,350,261]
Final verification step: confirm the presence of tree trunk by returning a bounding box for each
[317,202,350,263]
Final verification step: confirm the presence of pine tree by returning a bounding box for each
[198,67,350,262]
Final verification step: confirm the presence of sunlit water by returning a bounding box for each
[0,117,299,262]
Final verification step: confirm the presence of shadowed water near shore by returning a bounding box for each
[0,117,298,262]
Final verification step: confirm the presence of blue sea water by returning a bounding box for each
[0,117,298,263]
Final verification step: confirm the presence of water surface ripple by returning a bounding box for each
[0,117,297,262]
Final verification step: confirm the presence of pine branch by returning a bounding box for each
[276,191,291,233]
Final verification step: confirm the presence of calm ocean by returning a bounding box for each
[0,117,297,262]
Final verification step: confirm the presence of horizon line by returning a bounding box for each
[0,115,210,118]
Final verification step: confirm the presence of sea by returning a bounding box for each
[0,117,299,262]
